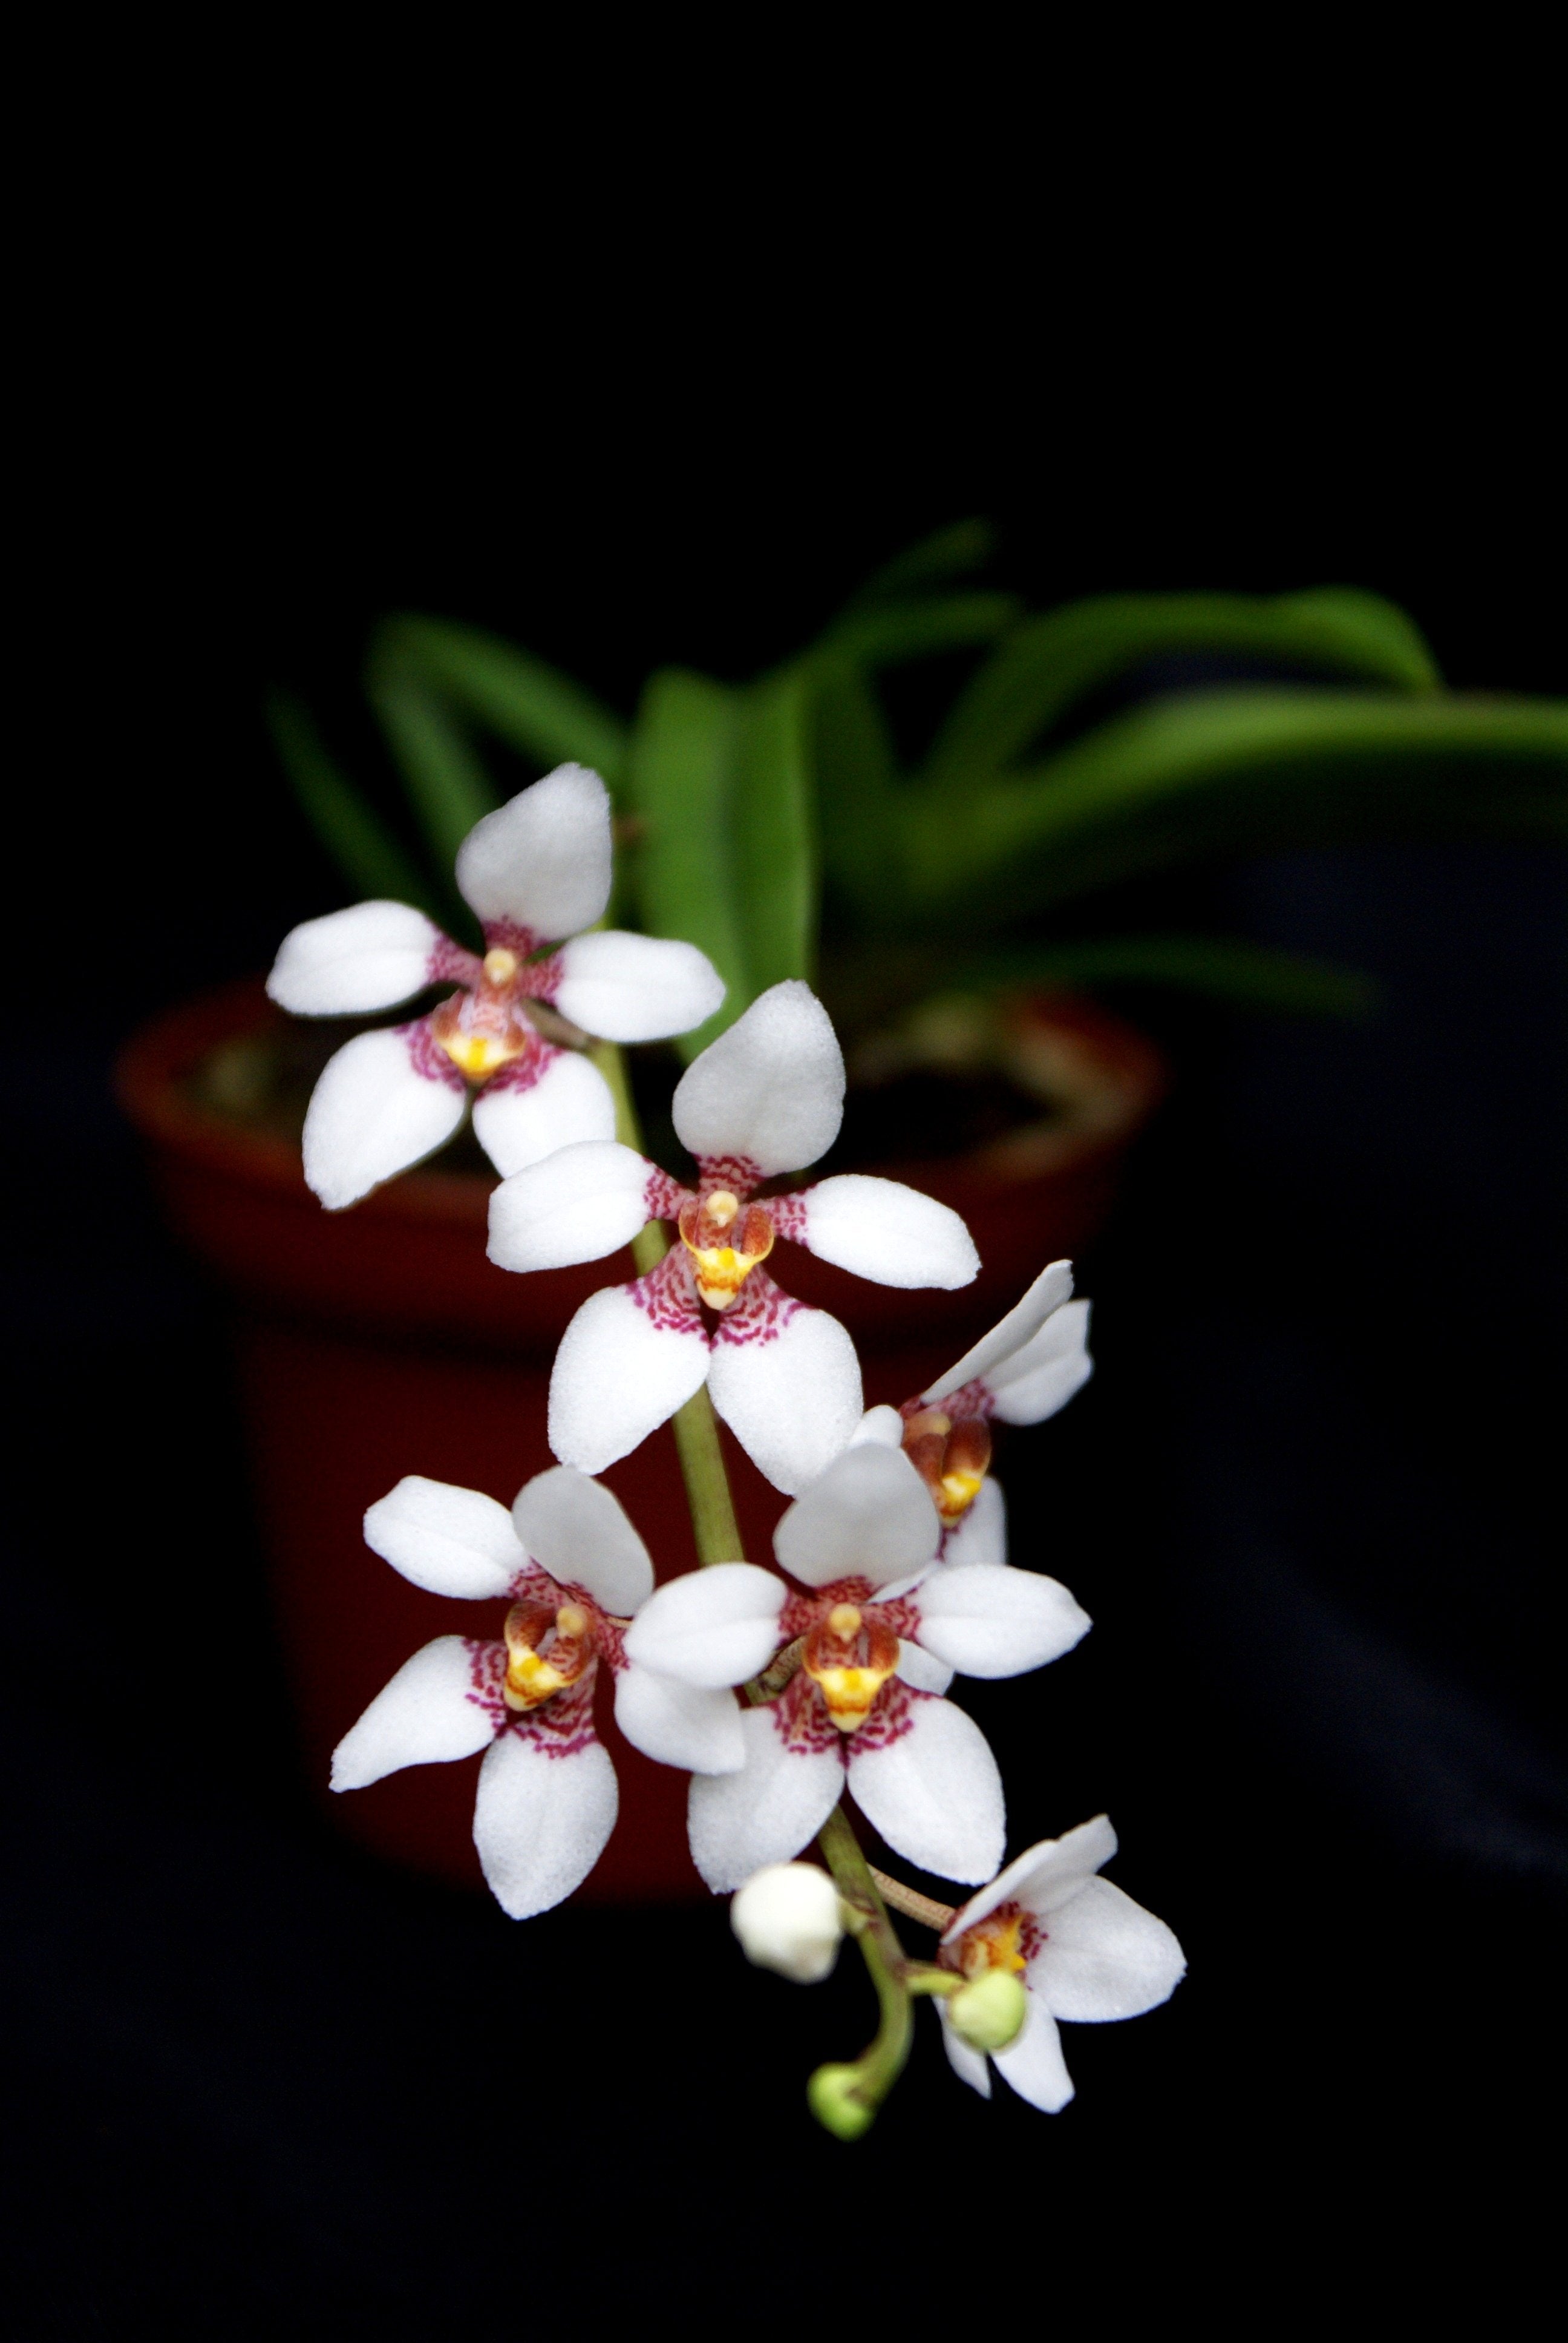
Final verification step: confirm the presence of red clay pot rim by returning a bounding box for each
[116,975,1168,1219]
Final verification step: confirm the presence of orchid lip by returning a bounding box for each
[679,1196,775,1308]
[502,1598,593,1710]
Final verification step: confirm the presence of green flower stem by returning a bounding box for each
[670,1386,746,1565]
[809,1807,915,2135]
[904,1965,962,1998]
[589,1038,915,2132]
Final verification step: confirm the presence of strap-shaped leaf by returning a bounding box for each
[732,666,817,995]
[840,518,995,611]
[373,615,630,784]
[921,591,1443,788]
[820,591,1019,670]
[809,656,906,925]
[364,656,500,879]
[625,669,751,1058]
[942,933,1377,1017]
[267,690,438,916]
[903,689,1568,920]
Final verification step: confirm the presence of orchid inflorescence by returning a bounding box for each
[270,764,1184,2135]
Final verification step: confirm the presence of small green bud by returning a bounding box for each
[947,1968,1028,2052]
[807,2062,877,2140]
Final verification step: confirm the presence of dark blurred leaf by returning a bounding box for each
[732,667,817,995]
[921,591,1444,787]
[903,689,1568,920]
[266,690,438,917]
[944,934,1379,1017]
[810,657,907,924]
[625,669,750,1058]
[374,617,630,784]
[364,658,500,881]
[820,592,1019,670]
[840,518,995,611]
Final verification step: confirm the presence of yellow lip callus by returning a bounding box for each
[679,1196,774,1309]
[501,1601,587,1711]
[806,1662,898,1732]
[959,1911,1028,1977]
[441,1029,522,1080]
[937,1469,986,1521]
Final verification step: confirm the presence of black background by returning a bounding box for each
[4,186,1565,2335]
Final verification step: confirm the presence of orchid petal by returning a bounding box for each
[614,1662,746,1775]
[939,2011,993,2098]
[912,1563,1090,1679]
[511,1466,654,1616]
[1028,1876,1186,2022]
[846,1693,1004,1883]
[267,900,449,1016]
[687,1708,844,1892]
[330,1636,498,1790]
[773,1442,939,1590]
[988,1302,1094,1426]
[471,1046,616,1178]
[552,931,726,1043]
[363,1476,526,1600]
[302,1024,468,1210]
[622,1562,787,1688]
[923,1260,1076,1404]
[472,1721,618,1919]
[792,1175,979,1291]
[454,764,611,940]
[897,1639,955,1695]
[548,1269,710,1475]
[707,1286,864,1497]
[942,1816,1119,1942]
[992,1993,1076,2113]
[939,1477,1007,1569]
[671,980,844,1177]
[849,1406,904,1449]
[487,1140,654,1272]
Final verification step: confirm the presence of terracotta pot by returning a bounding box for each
[116,979,1165,1902]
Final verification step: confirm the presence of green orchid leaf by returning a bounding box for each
[820,591,1019,670]
[1268,588,1440,692]
[942,933,1378,1017]
[625,669,751,1058]
[904,689,1568,922]
[809,657,907,924]
[267,690,439,917]
[732,666,817,995]
[921,590,1444,788]
[840,519,995,611]
[373,615,631,785]
[364,660,500,890]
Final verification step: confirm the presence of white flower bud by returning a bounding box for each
[731,1863,844,1982]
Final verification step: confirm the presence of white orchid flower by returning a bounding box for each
[621,1442,1089,1893]
[268,764,725,1208]
[850,1258,1094,1567]
[487,980,981,1493]
[332,1464,684,1920]
[934,1815,1185,2112]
